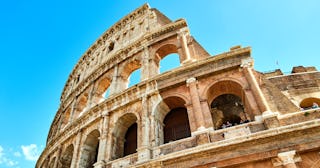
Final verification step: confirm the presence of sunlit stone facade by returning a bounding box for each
[37,4,320,168]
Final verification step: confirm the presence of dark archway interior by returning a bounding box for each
[163,107,191,143]
[211,94,247,129]
[124,123,137,156]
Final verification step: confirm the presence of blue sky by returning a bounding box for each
[0,0,319,167]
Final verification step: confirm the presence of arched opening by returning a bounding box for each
[159,53,180,73]
[155,44,181,74]
[206,80,251,129]
[211,94,248,129]
[112,113,138,160]
[60,145,74,168]
[120,59,141,89]
[164,107,191,143]
[300,97,320,110]
[79,130,100,168]
[75,92,89,117]
[153,96,191,145]
[93,77,111,104]
[128,69,141,87]
[60,108,71,130]
[124,123,137,156]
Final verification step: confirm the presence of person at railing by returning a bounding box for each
[312,102,319,109]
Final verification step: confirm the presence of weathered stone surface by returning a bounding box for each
[37,4,320,168]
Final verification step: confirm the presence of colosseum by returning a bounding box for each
[37,4,320,168]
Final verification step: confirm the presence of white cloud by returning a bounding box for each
[0,145,19,167]
[21,144,40,161]
[13,152,21,157]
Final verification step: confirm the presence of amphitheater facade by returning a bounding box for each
[37,4,320,168]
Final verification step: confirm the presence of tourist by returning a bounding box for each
[312,102,319,109]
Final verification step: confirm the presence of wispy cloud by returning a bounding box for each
[13,152,21,157]
[0,145,19,167]
[21,144,40,161]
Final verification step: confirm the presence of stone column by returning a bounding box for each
[137,97,151,163]
[53,146,62,168]
[141,46,158,80]
[87,83,96,108]
[68,100,77,124]
[94,114,109,168]
[71,131,82,168]
[277,150,300,168]
[241,58,279,128]
[109,65,119,95]
[186,77,206,132]
[178,29,192,64]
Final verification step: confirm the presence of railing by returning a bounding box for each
[107,153,138,168]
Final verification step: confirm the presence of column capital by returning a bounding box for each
[278,150,296,165]
[186,77,197,84]
[240,57,254,68]
[272,150,301,167]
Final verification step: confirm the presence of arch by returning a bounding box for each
[93,77,112,104]
[155,44,179,60]
[206,79,246,104]
[60,107,71,130]
[153,96,191,145]
[75,91,89,117]
[79,129,100,168]
[60,144,74,168]
[300,97,320,109]
[154,44,182,74]
[119,59,142,89]
[205,80,251,129]
[112,113,138,159]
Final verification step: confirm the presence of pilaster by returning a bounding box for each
[137,97,152,163]
[71,130,82,168]
[241,58,279,128]
[94,114,110,168]
[186,77,206,132]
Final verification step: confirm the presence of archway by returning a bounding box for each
[153,96,191,145]
[206,80,251,129]
[120,59,141,89]
[163,107,191,143]
[112,113,138,159]
[60,144,74,168]
[75,91,89,117]
[79,130,100,168]
[211,94,248,129]
[93,77,111,103]
[60,108,71,130]
[155,44,181,74]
